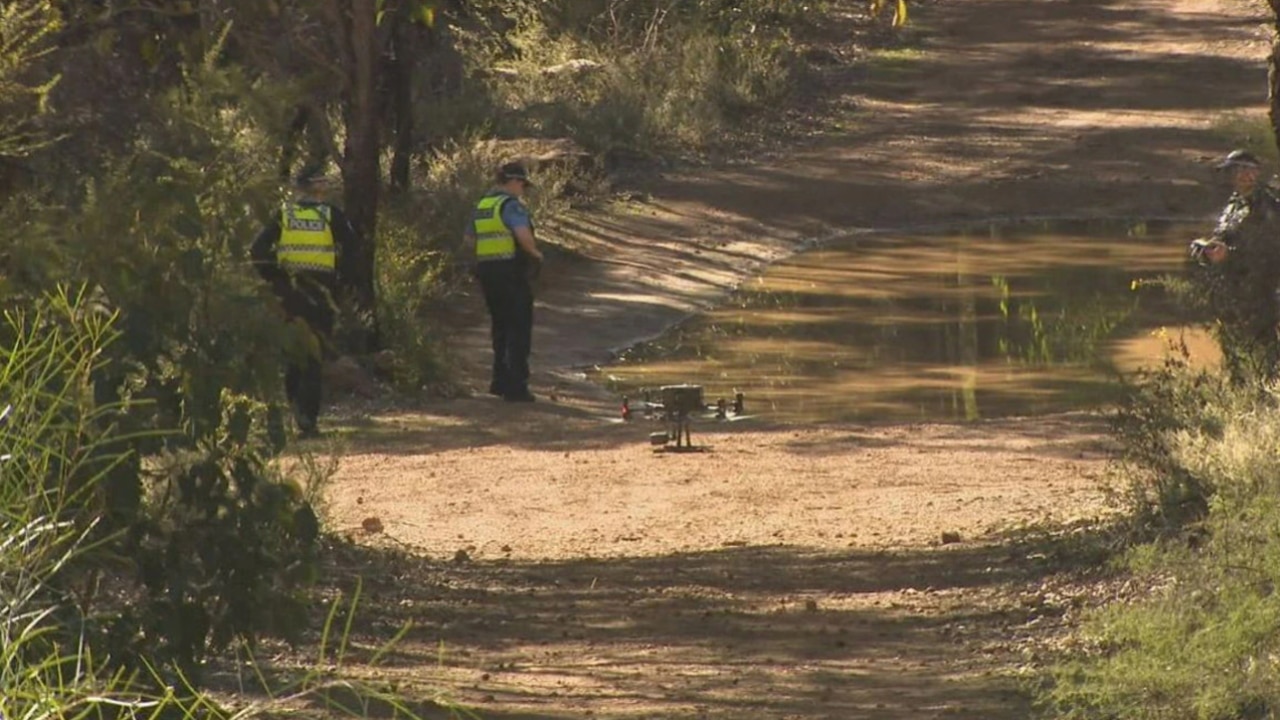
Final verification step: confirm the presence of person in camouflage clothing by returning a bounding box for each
[1188,149,1280,382]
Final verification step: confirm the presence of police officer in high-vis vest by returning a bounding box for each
[465,162,544,402]
[251,167,358,436]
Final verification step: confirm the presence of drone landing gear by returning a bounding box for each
[650,407,707,453]
[626,384,743,453]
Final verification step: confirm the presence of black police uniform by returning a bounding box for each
[251,197,358,434]
[477,258,535,401]
[470,166,540,402]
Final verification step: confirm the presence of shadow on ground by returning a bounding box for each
[649,0,1261,233]
[264,525,1116,720]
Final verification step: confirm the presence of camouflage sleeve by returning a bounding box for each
[1211,196,1251,247]
[1210,202,1235,243]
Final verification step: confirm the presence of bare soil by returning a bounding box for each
[311,0,1274,716]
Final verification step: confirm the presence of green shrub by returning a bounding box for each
[1044,356,1280,719]
[1110,344,1236,534]
[0,292,430,720]
[377,210,456,394]
[0,53,331,674]
[449,0,807,160]
[0,290,322,677]
[0,288,216,719]
[0,0,62,157]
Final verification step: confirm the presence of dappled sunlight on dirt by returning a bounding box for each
[268,532,1119,720]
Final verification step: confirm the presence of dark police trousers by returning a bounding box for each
[477,264,534,396]
[280,278,336,429]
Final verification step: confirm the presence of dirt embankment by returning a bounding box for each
[315,0,1272,717]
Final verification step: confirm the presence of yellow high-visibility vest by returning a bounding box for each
[277,203,336,273]
[472,193,517,262]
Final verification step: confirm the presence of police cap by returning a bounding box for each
[294,164,334,188]
[1215,149,1263,170]
[497,162,534,186]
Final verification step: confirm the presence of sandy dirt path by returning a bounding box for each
[315,0,1272,717]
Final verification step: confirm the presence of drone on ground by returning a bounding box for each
[620,384,747,451]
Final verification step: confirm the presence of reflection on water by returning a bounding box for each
[600,219,1212,423]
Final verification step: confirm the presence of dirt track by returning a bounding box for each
[318,0,1272,716]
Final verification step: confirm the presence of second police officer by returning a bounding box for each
[466,162,544,402]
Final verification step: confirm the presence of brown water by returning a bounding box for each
[599,219,1219,423]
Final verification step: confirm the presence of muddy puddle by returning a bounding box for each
[598,219,1219,423]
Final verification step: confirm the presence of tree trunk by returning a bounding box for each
[279,105,311,182]
[329,0,382,352]
[1270,39,1280,151]
[1269,1,1280,152]
[388,13,416,194]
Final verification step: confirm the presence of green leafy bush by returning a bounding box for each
[446,0,809,160]
[0,288,215,718]
[0,53,328,674]
[376,208,456,394]
[0,292,457,720]
[1046,368,1280,719]
[0,290,322,677]
[1109,345,1236,534]
[0,297,435,717]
